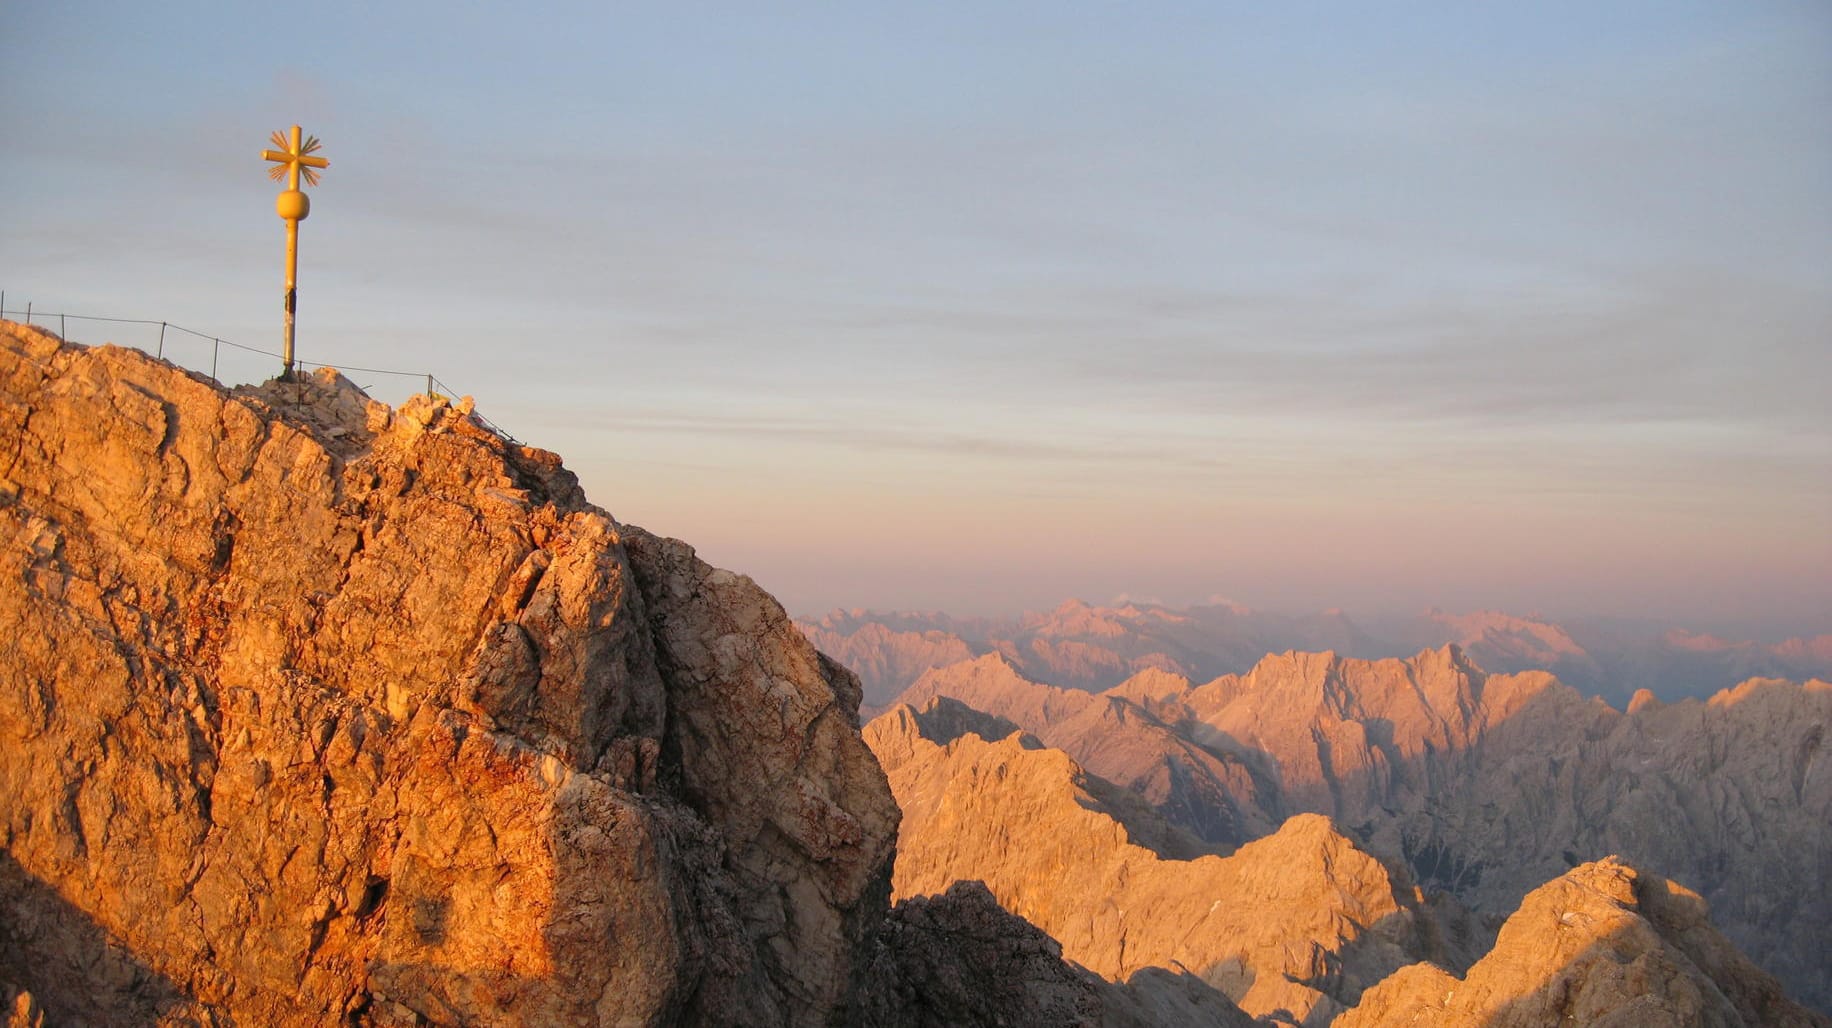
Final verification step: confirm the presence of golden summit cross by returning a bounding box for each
[260,125,329,380]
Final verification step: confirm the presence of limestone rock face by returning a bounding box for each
[618,526,900,1022]
[905,647,1832,1012]
[0,323,898,1025]
[1336,859,1830,1027]
[864,698,1460,1024]
[899,655,1276,849]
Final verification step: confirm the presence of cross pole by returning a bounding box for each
[261,125,329,380]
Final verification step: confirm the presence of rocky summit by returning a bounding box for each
[1336,859,1825,1028]
[0,323,905,1024]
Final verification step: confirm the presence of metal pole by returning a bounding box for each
[60,313,66,339]
[283,215,299,378]
[281,125,303,380]
[211,339,219,384]
[24,302,31,325]
[158,322,166,359]
[426,374,434,398]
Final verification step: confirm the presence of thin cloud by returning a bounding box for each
[554,408,1232,473]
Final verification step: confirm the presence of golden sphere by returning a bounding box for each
[276,189,310,221]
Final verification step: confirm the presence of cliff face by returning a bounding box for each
[0,323,899,1025]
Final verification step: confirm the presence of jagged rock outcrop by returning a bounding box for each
[899,655,1274,849]
[902,646,1832,1012]
[1337,858,1829,1027]
[864,698,1465,1024]
[0,323,899,1025]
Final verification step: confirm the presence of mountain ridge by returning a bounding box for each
[893,646,1832,1012]
[864,693,1828,1025]
[801,601,1832,711]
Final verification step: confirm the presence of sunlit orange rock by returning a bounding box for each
[1337,858,1828,1027]
[0,321,898,1025]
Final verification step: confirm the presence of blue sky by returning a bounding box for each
[3,2,1828,630]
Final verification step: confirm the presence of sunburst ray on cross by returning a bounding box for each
[264,129,327,187]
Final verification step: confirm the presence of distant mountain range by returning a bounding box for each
[798,599,1832,711]
[868,648,1832,1017]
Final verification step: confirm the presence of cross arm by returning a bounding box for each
[262,150,330,169]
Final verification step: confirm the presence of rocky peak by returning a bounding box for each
[1338,857,1829,1027]
[0,323,898,1025]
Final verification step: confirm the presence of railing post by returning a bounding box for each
[211,339,220,384]
[158,322,166,359]
[24,302,30,325]
[426,374,434,398]
[60,313,66,339]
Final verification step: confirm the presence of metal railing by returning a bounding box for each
[0,291,521,445]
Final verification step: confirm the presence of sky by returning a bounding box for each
[2,2,1828,633]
